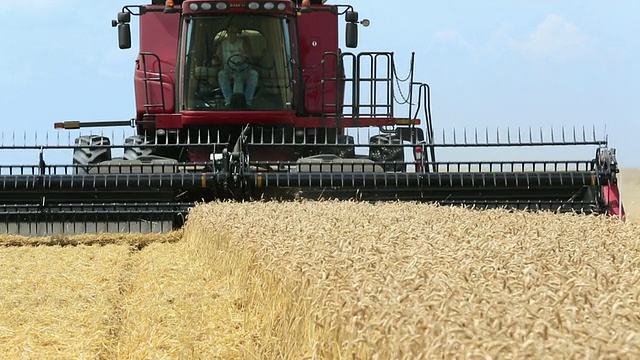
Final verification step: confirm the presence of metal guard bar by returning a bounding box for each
[0,202,193,215]
[0,169,610,235]
[0,202,194,236]
[253,171,605,189]
[0,171,606,191]
[1,173,219,190]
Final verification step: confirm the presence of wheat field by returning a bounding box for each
[621,168,640,222]
[0,169,639,359]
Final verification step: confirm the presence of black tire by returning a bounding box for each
[123,135,154,161]
[333,135,355,159]
[369,134,405,172]
[73,135,112,174]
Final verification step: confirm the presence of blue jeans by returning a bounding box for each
[218,68,258,106]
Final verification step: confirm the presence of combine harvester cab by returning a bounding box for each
[0,0,625,235]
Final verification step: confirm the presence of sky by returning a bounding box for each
[0,0,638,168]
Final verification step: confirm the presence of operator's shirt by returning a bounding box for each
[221,39,245,72]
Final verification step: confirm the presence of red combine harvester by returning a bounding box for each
[0,0,625,234]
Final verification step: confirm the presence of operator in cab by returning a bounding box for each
[188,16,294,112]
[213,24,259,109]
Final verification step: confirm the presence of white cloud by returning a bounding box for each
[510,14,593,60]
[435,29,462,43]
[432,28,480,61]
[434,29,472,48]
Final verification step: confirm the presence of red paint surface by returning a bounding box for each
[134,7,180,120]
[182,111,297,126]
[297,6,341,115]
[603,183,626,220]
[132,3,364,130]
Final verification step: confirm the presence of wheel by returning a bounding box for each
[73,135,112,174]
[332,135,355,159]
[369,134,405,172]
[123,135,154,161]
[226,54,249,72]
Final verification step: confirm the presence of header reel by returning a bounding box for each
[0,124,624,236]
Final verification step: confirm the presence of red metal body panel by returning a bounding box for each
[134,7,181,120]
[154,114,183,129]
[182,111,297,126]
[603,183,626,220]
[297,7,341,115]
[132,2,356,131]
[178,112,413,128]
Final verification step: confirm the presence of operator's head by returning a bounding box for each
[227,25,239,41]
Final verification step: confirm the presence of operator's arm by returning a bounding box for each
[212,40,223,66]
[242,39,254,64]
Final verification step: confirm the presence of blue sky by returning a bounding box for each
[1,1,638,167]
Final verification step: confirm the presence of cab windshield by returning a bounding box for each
[182,15,295,111]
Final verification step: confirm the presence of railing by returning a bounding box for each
[323,52,395,120]
[139,52,167,116]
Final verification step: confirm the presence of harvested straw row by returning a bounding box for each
[184,201,640,359]
[0,231,182,248]
[0,239,255,359]
[0,244,130,358]
[112,241,257,359]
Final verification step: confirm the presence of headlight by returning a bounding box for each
[201,2,212,10]
[277,3,286,10]
[247,2,260,10]
[189,3,199,11]
[264,2,275,10]
[215,2,228,10]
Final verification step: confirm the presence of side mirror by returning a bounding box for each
[117,11,131,24]
[345,22,358,48]
[113,11,132,50]
[345,11,363,49]
[118,23,132,49]
[345,10,358,23]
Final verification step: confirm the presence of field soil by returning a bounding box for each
[0,170,639,359]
